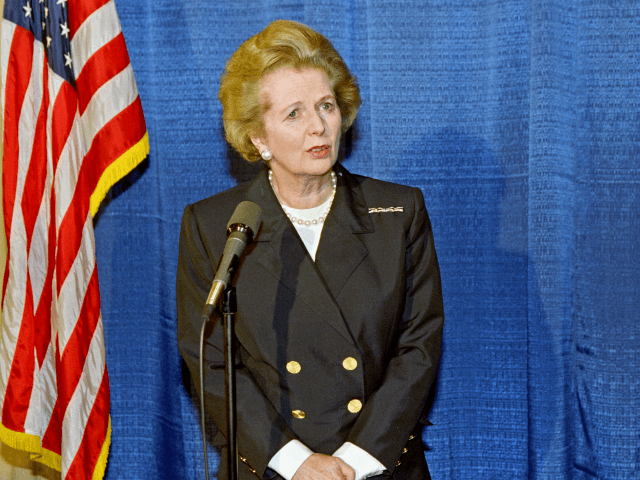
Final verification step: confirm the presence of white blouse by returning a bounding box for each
[280,194,334,260]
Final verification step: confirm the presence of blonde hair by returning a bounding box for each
[218,20,361,162]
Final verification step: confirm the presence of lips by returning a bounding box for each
[307,145,330,158]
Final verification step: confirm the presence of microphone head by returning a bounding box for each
[227,201,263,241]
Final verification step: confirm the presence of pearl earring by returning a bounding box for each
[261,149,273,161]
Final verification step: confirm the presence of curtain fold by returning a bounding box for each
[526,0,577,477]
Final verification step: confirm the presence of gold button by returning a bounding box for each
[286,361,301,374]
[396,460,402,467]
[408,434,415,440]
[342,357,358,370]
[347,399,362,413]
[402,447,408,454]
[291,409,306,419]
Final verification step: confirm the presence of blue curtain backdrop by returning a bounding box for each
[94,0,639,478]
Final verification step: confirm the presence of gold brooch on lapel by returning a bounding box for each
[368,207,404,213]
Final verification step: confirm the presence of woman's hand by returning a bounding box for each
[292,453,355,480]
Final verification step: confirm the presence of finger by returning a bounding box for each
[335,458,355,480]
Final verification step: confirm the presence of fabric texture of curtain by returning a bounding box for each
[10,0,635,479]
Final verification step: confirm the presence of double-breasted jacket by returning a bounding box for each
[177,164,444,479]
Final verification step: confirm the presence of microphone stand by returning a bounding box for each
[199,285,238,480]
[221,286,238,480]
[198,202,262,480]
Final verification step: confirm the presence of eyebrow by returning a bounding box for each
[315,95,335,106]
[279,101,302,115]
[278,95,336,115]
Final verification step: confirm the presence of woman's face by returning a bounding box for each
[251,67,342,180]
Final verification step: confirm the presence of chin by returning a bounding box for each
[309,162,337,176]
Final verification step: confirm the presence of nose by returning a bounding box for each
[308,110,326,136]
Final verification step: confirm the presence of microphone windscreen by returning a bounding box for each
[227,201,263,234]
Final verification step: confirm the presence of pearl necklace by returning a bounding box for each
[268,170,337,226]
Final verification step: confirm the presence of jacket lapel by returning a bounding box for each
[244,168,360,346]
[315,164,374,298]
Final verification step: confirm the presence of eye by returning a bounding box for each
[287,109,299,119]
[319,102,334,111]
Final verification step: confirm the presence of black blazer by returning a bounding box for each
[177,164,444,479]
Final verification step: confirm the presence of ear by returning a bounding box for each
[250,135,267,153]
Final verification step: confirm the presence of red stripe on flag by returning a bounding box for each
[42,268,100,456]
[76,33,130,115]
[1,274,35,432]
[21,57,49,251]
[57,269,100,406]
[56,98,146,292]
[55,202,89,302]
[2,27,34,301]
[50,82,78,172]
[1,27,33,241]
[65,370,110,479]
[34,193,57,368]
[84,97,147,190]
[68,0,111,39]
[1,256,9,308]
[41,342,62,455]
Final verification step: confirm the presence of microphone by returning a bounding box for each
[201,201,262,320]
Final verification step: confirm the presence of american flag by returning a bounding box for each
[0,0,148,477]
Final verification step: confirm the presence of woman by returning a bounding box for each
[177,20,444,480]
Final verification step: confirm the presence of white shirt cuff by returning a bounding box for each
[268,439,314,480]
[333,442,386,480]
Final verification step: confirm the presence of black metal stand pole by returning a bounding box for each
[221,286,238,480]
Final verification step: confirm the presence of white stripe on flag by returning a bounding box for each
[57,213,96,354]
[71,0,121,79]
[27,339,58,438]
[0,20,16,114]
[24,349,42,436]
[0,215,27,411]
[27,64,60,309]
[15,43,46,217]
[81,63,138,150]
[27,171,52,311]
[61,314,106,473]
[54,110,84,230]
[0,40,44,411]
